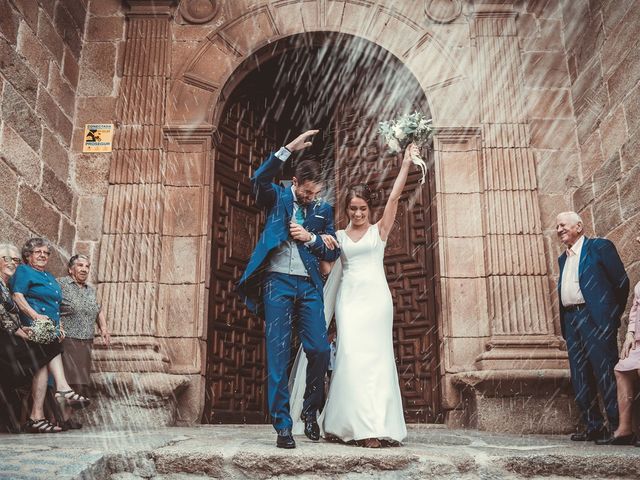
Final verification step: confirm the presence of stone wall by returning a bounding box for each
[0,0,88,274]
[70,0,124,280]
[560,0,640,318]
[514,0,575,333]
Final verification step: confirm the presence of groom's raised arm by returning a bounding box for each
[251,130,319,208]
[251,150,288,209]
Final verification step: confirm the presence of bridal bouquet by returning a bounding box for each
[28,316,59,344]
[378,112,433,185]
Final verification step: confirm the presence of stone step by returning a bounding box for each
[2,426,639,479]
[104,426,640,480]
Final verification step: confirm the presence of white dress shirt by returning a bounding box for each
[561,235,586,307]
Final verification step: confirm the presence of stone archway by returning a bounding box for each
[102,0,569,431]
[162,1,481,424]
[201,32,442,424]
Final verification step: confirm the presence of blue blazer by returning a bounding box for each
[237,153,341,314]
[558,236,629,338]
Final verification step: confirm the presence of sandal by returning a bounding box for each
[55,390,91,410]
[24,418,62,433]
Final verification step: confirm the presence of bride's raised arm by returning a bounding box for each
[377,143,418,241]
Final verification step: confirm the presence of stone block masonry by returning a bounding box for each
[0,0,89,275]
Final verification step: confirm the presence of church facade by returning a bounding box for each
[0,0,637,432]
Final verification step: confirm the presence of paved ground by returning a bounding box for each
[1,425,639,479]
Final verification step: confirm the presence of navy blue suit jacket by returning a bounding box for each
[558,236,629,338]
[237,153,341,314]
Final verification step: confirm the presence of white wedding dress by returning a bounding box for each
[289,224,407,443]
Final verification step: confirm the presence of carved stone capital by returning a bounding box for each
[470,0,517,38]
[433,126,482,141]
[126,0,177,18]
[163,125,219,145]
[471,0,517,16]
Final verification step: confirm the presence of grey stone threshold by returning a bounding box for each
[1,426,639,479]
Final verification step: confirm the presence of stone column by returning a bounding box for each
[469,2,567,370]
[85,1,194,428]
[95,0,176,373]
[160,125,215,423]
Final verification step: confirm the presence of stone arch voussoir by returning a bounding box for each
[166,2,476,128]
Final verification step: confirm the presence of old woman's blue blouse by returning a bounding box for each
[9,264,62,328]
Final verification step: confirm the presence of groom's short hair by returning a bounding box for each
[295,159,323,184]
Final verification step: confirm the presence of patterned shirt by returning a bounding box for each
[0,280,20,334]
[58,276,101,340]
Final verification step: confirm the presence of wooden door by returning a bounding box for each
[333,109,442,422]
[203,100,278,423]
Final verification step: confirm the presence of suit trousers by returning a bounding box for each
[564,307,619,432]
[263,272,330,431]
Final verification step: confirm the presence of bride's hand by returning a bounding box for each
[403,143,418,165]
[320,234,339,250]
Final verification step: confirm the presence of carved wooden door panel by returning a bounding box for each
[204,101,277,423]
[333,109,442,423]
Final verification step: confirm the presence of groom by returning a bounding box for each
[237,130,340,449]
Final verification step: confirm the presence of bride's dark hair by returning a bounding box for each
[344,183,373,211]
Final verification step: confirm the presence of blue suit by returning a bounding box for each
[558,236,629,433]
[237,153,340,431]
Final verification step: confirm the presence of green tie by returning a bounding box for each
[295,204,305,224]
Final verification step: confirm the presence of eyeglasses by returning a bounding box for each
[32,250,50,257]
[1,256,22,264]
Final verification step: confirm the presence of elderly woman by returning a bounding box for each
[9,238,90,431]
[0,243,61,433]
[57,254,110,428]
[596,236,640,447]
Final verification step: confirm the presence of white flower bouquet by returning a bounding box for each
[28,316,59,344]
[378,112,433,185]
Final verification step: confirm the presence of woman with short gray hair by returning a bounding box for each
[57,253,110,429]
[10,238,91,432]
[0,243,62,432]
[21,237,53,264]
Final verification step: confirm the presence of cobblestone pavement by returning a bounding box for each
[1,425,639,479]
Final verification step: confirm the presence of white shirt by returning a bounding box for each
[560,235,586,307]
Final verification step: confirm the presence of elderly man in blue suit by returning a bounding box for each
[556,211,629,442]
[237,130,340,449]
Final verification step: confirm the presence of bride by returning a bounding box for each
[289,143,418,447]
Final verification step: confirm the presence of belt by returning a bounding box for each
[564,303,586,312]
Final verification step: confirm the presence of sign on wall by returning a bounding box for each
[83,124,114,153]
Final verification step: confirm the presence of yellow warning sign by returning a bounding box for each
[83,124,113,153]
